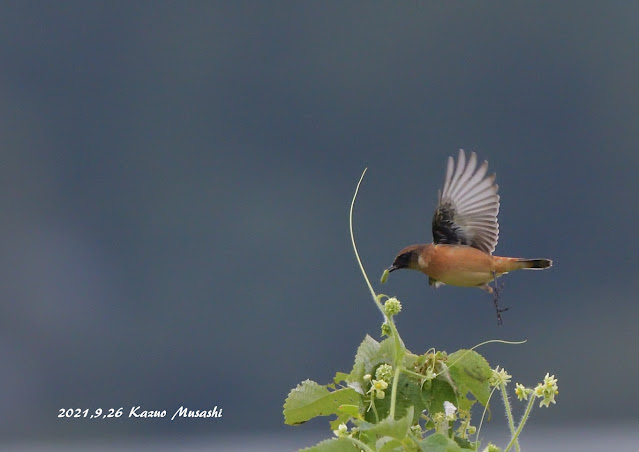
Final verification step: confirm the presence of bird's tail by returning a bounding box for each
[494,257,553,273]
[516,258,553,270]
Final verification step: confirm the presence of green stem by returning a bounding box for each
[402,368,427,379]
[388,319,405,420]
[388,318,404,360]
[349,168,384,316]
[475,385,498,443]
[370,397,380,423]
[504,396,536,452]
[347,436,375,452]
[500,381,519,452]
[389,362,402,420]
[349,168,406,420]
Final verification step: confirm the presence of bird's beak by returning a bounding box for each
[387,265,397,273]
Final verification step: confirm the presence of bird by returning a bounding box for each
[384,149,552,324]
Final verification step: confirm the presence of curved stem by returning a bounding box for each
[347,436,375,452]
[349,168,405,420]
[500,381,519,452]
[504,396,535,452]
[446,339,527,372]
[349,168,384,316]
[475,385,498,443]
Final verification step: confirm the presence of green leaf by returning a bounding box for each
[402,351,419,370]
[349,335,396,383]
[453,435,476,450]
[377,437,404,452]
[359,406,414,439]
[329,411,351,431]
[447,350,492,407]
[329,404,361,431]
[333,372,350,385]
[300,437,360,452]
[283,380,361,425]
[366,374,425,424]
[421,378,457,416]
[337,404,360,417]
[349,335,381,381]
[418,433,465,452]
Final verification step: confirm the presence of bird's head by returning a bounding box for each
[387,245,425,273]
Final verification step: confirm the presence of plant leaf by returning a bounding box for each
[284,380,361,425]
[333,372,350,385]
[300,437,360,452]
[349,335,381,381]
[366,374,425,424]
[421,377,457,416]
[377,437,404,452]
[418,432,467,451]
[337,404,360,417]
[359,406,414,439]
[447,350,492,407]
[349,335,394,381]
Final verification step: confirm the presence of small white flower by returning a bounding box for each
[333,423,348,437]
[443,401,457,419]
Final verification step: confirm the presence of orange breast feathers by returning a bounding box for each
[418,244,528,287]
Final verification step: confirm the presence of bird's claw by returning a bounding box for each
[492,272,507,325]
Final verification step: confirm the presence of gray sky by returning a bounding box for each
[1,2,638,446]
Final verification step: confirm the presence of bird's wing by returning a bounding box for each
[431,149,500,254]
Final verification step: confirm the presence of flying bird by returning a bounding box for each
[384,150,552,324]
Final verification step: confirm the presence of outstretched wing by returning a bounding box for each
[432,149,500,254]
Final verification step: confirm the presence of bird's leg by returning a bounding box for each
[491,271,509,325]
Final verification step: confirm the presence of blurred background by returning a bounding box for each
[1,2,638,450]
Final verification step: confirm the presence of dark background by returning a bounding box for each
[1,2,638,448]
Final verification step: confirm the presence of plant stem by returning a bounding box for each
[347,436,375,452]
[504,396,536,452]
[389,362,402,420]
[349,168,406,420]
[500,381,519,452]
[475,386,498,443]
[402,368,428,379]
[349,168,385,316]
[387,318,406,419]
[370,397,380,423]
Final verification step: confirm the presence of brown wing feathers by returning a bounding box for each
[432,150,500,254]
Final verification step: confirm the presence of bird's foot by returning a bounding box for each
[493,298,510,326]
[492,272,508,325]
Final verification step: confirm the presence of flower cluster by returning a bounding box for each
[489,366,512,387]
[515,383,531,401]
[534,373,559,408]
[514,373,558,407]
[383,297,402,316]
[432,401,458,434]
[455,409,476,439]
[375,363,393,382]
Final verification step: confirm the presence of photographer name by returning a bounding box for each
[129,405,223,420]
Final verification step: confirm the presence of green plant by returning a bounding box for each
[283,170,558,452]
